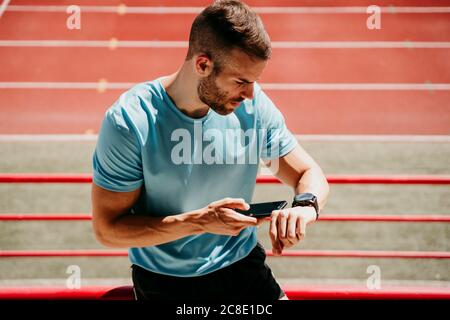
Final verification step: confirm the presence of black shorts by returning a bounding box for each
[132,242,285,301]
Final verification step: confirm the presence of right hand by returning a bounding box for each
[196,198,259,236]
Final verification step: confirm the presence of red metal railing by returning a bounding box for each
[0,285,449,300]
[1,172,449,299]
[1,173,450,184]
[1,249,449,259]
[1,213,449,222]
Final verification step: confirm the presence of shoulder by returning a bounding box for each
[251,83,285,126]
[104,80,163,145]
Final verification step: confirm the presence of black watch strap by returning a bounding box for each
[292,193,319,220]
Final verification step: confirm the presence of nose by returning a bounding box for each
[241,83,254,100]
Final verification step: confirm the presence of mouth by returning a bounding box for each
[230,99,244,107]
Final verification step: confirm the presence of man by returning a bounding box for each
[91,0,329,300]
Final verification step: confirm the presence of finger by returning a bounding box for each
[228,202,251,211]
[210,197,249,210]
[287,213,298,245]
[279,241,285,254]
[295,215,306,241]
[299,214,307,239]
[296,216,302,240]
[278,211,288,241]
[276,211,289,250]
[270,211,281,255]
[222,208,257,225]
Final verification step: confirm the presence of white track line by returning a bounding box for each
[0,0,11,19]
[1,134,449,143]
[0,40,187,48]
[0,135,99,142]
[5,5,450,14]
[261,83,450,90]
[0,82,449,91]
[295,135,450,142]
[0,82,135,89]
[1,40,449,49]
[273,41,450,49]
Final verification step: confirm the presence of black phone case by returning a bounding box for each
[235,201,287,217]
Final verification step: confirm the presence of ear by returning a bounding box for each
[194,54,213,77]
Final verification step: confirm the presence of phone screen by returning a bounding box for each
[235,201,288,217]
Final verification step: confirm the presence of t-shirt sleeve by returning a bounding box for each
[255,85,298,161]
[92,108,144,192]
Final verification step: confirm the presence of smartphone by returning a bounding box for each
[235,200,288,218]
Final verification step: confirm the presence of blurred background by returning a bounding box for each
[0,0,449,293]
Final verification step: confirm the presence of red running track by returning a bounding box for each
[2,47,449,83]
[1,45,449,134]
[1,1,450,135]
[2,10,450,41]
[9,0,450,7]
[1,89,449,134]
[1,2,450,135]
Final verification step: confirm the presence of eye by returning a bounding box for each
[235,80,245,86]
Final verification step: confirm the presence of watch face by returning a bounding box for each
[295,193,316,203]
[298,199,314,206]
[293,193,319,215]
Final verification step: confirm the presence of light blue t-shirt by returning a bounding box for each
[92,77,297,277]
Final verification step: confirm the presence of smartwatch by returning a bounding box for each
[292,193,319,220]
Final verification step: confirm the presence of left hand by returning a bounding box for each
[269,206,317,256]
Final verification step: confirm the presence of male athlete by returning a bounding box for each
[92,0,329,300]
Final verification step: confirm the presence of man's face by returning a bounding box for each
[197,49,268,115]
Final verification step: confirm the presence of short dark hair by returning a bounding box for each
[186,0,271,72]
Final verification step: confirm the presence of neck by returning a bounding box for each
[162,63,210,119]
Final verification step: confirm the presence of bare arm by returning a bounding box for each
[91,183,257,248]
[265,144,329,211]
[91,183,202,248]
[264,144,330,255]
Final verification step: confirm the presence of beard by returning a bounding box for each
[197,72,243,116]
